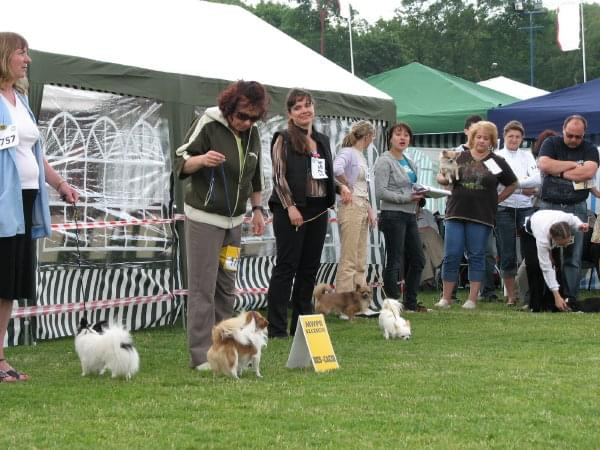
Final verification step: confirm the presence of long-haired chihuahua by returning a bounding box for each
[207,311,268,379]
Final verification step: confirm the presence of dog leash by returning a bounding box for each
[71,202,89,323]
[294,208,330,232]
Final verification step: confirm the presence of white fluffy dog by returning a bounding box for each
[75,318,140,380]
[378,299,412,340]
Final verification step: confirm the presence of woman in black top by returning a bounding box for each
[267,88,350,338]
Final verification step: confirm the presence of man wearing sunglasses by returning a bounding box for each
[537,115,599,302]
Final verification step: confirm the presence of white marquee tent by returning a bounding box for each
[477,76,549,100]
[2,0,395,345]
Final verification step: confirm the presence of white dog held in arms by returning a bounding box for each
[379,299,412,340]
[75,318,140,380]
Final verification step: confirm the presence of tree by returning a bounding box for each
[246,0,600,90]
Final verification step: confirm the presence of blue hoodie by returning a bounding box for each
[0,91,51,238]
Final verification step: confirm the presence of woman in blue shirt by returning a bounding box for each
[0,33,78,382]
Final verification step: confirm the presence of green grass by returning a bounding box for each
[3,290,600,449]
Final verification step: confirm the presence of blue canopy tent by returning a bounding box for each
[490,78,600,289]
[488,78,600,143]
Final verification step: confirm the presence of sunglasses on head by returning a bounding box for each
[565,133,584,140]
[235,111,261,123]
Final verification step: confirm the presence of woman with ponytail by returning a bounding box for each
[333,121,377,293]
[266,88,350,338]
[521,210,589,312]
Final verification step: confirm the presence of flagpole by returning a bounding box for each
[348,14,355,74]
[580,0,587,82]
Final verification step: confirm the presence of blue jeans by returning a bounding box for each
[495,206,534,278]
[379,210,424,308]
[442,219,491,283]
[537,200,587,300]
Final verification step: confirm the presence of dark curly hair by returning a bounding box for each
[217,80,269,120]
[386,122,413,149]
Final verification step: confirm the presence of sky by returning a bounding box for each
[242,0,599,24]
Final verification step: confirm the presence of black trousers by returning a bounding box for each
[521,230,562,312]
[267,199,329,337]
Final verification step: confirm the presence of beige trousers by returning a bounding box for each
[335,198,369,292]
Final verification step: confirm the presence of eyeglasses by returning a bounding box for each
[235,111,261,123]
[565,133,584,140]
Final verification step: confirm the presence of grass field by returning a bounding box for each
[3,290,600,449]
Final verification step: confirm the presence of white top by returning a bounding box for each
[353,149,369,199]
[529,210,584,292]
[497,147,539,208]
[1,92,40,189]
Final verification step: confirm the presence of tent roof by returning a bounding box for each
[478,76,549,100]
[4,0,395,121]
[366,62,518,134]
[488,77,600,138]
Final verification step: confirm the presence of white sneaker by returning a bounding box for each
[195,362,212,371]
[462,300,476,310]
[434,298,451,309]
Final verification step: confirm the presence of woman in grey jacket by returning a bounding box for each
[374,123,427,312]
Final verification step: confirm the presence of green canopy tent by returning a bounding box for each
[367,62,518,147]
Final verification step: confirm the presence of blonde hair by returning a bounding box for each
[549,222,572,241]
[0,32,29,94]
[467,121,498,151]
[342,120,374,148]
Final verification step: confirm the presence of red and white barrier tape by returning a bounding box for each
[11,282,383,319]
[50,213,340,231]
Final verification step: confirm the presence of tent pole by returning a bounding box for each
[581,0,587,82]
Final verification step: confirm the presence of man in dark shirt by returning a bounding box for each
[538,114,599,301]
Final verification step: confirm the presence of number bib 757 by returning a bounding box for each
[0,125,19,150]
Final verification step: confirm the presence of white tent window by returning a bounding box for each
[38,85,172,258]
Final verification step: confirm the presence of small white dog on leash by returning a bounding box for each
[75,318,140,380]
[379,299,412,340]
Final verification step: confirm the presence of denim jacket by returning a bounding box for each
[0,91,52,238]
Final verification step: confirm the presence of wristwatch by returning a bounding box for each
[252,205,265,214]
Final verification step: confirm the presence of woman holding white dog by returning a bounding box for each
[435,121,517,310]
[333,121,377,293]
[374,122,427,312]
[0,32,79,382]
[521,210,588,312]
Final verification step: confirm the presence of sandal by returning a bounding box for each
[506,298,518,307]
[0,370,18,383]
[6,369,29,381]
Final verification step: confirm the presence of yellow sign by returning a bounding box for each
[286,314,339,372]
